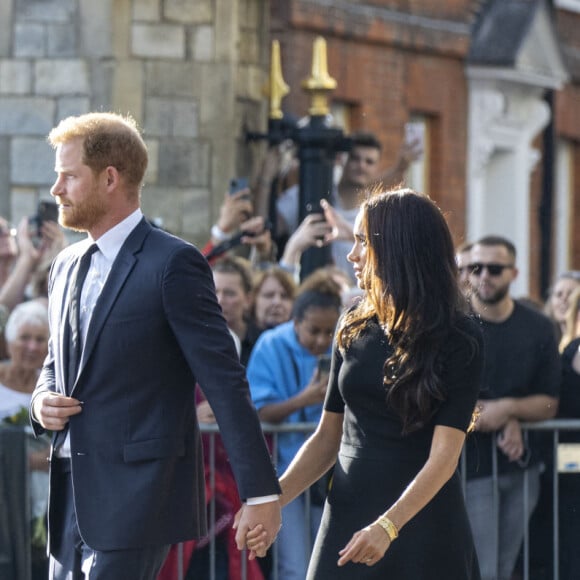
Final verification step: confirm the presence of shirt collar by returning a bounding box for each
[89,208,143,262]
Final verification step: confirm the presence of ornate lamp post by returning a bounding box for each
[253,36,350,279]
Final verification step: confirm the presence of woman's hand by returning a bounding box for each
[337,522,391,567]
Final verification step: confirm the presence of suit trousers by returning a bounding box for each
[49,458,170,580]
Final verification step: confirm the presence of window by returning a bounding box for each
[405,115,429,194]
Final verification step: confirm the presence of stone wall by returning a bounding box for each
[0,0,269,244]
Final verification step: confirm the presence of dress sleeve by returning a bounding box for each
[323,343,345,413]
[434,318,484,432]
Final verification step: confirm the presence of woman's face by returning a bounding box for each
[550,278,580,324]
[213,271,251,329]
[347,210,368,290]
[294,306,339,357]
[8,322,49,371]
[254,275,293,329]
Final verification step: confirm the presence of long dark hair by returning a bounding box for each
[337,188,468,433]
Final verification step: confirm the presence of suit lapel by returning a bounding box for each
[70,218,152,393]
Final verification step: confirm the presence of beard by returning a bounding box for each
[59,188,107,233]
[474,282,510,305]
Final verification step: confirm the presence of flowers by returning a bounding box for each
[2,405,30,426]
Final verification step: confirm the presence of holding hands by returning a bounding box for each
[233,500,282,560]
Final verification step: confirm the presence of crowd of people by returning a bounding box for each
[1,109,580,580]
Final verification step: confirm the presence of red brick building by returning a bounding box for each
[269,0,580,300]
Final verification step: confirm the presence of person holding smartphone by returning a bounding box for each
[246,270,343,580]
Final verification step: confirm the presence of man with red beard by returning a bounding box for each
[463,235,560,580]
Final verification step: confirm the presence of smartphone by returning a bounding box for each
[317,354,332,378]
[37,200,59,226]
[229,177,250,196]
[29,200,59,241]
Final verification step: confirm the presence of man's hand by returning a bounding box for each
[215,189,253,236]
[321,199,353,242]
[239,216,273,258]
[233,500,281,559]
[32,392,83,431]
[497,417,524,462]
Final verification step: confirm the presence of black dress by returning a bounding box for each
[307,315,483,579]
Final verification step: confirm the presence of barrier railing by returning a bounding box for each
[171,420,580,579]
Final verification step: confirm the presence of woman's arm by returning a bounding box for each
[242,410,343,556]
[278,410,343,507]
[338,424,466,567]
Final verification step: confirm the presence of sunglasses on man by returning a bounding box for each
[468,263,514,277]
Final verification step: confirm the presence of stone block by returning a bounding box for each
[0,0,13,57]
[0,97,55,135]
[132,0,160,22]
[192,26,214,62]
[0,138,10,216]
[235,64,264,101]
[10,187,38,225]
[79,0,113,58]
[111,61,144,122]
[145,61,198,97]
[35,60,89,95]
[57,97,90,121]
[214,0,237,61]
[157,139,210,187]
[181,187,211,237]
[144,138,159,184]
[14,23,45,58]
[15,0,75,22]
[140,184,183,234]
[164,0,212,24]
[239,28,259,63]
[90,60,115,112]
[11,137,55,185]
[112,0,132,59]
[144,98,199,137]
[47,23,77,57]
[239,0,260,29]
[0,60,32,94]
[132,23,185,59]
[198,63,234,129]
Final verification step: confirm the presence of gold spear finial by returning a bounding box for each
[301,36,337,116]
[268,40,289,120]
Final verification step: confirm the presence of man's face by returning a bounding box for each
[342,145,380,188]
[213,271,251,330]
[469,244,517,305]
[50,139,107,233]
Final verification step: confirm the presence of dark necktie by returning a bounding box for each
[67,244,98,388]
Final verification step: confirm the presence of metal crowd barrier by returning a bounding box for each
[171,420,580,580]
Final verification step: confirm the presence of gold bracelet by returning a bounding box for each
[374,515,399,542]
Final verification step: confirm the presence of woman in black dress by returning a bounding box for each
[247,188,483,578]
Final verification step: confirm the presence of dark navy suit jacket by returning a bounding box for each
[32,218,279,551]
